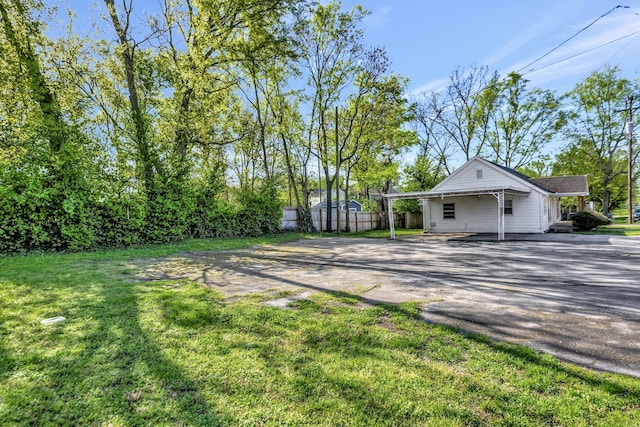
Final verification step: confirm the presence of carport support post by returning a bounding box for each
[421,199,430,233]
[492,191,505,241]
[388,198,395,239]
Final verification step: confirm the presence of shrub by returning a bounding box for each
[0,156,95,254]
[571,210,612,231]
[92,196,145,247]
[236,183,283,236]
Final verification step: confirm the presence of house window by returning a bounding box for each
[443,203,455,219]
[504,199,513,215]
[476,169,483,179]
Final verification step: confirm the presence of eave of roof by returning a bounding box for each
[530,175,589,195]
[386,158,589,201]
[384,187,531,200]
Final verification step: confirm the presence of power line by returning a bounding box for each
[522,29,640,77]
[414,5,637,119]
[602,30,640,66]
[515,5,630,74]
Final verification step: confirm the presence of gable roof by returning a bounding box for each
[430,157,537,194]
[488,161,552,193]
[385,157,589,200]
[530,176,589,196]
[488,160,589,196]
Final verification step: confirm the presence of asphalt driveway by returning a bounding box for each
[136,233,640,377]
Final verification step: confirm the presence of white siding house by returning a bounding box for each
[385,157,589,240]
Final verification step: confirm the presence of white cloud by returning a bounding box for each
[365,5,393,30]
[503,6,640,90]
[482,1,579,67]
[408,77,449,96]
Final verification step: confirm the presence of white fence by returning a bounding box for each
[282,207,381,232]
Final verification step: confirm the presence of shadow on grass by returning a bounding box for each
[211,255,640,404]
[465,332,640,398]
[4,239,639,424]
[80,281,222,425]
[0,274,223,425]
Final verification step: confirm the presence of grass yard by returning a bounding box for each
[1,235,639,426]
[584,223,640,236]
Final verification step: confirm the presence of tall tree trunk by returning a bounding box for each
[343,165,351,232]
[324,167,333,232]
[252,75,271,181]
[0,0,65,152]
[279,133,314,232]
[104,0,157,199]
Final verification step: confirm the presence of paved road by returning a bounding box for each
[139,234,640,377]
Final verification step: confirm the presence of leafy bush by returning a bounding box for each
[0,154,95,254]
[0,157,284,254]
[236,183,282,236]
[92,196,145,247]
[571,210,612,231]
[144,178,195,243]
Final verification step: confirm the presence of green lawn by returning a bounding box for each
[1,235,639,426]
[583,223,640,236]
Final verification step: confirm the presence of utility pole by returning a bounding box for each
[627,95,634,225]
[335,106,341,235]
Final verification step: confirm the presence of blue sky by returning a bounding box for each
[57,0,640,95]
[339,0,640,95]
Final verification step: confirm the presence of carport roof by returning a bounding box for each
[384,187,531,201]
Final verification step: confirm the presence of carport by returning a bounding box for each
[384,187,531,241]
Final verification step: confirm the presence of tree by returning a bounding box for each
[103,0,166,239]
[269,83,317,231]
[340,71,417,230]
[516,154,552,178]
[102,0,299,241]
[487,72,565,169]
[293,1,368,232]
[395,154,446,214]
[414,65,499,172]
[0,0,95,251]
[556,66,638,215]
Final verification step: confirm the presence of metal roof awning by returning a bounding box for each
[384,188,531,241]
[384,187,531,201]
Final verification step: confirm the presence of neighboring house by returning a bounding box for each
[312,200,363,212]
[384,157,589,240]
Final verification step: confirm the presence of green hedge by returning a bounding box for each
[0,172,283,254]
[571,210,612,231]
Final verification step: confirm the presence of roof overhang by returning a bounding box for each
[550,192,589,197]
[384,187,531,201]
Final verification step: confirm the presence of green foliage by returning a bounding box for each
[488,72,565,169]
[571,210,612,231]
[236,182,283,236]
[395,154,445,213]
[0,144,95,254]
[9,0,638,255]
[144,177,194,243]
[557,66,638,215]
[191,170,237,239]
[516,154,552,178]
[92,196,145,247]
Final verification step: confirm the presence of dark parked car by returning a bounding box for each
[634,207,640,222]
